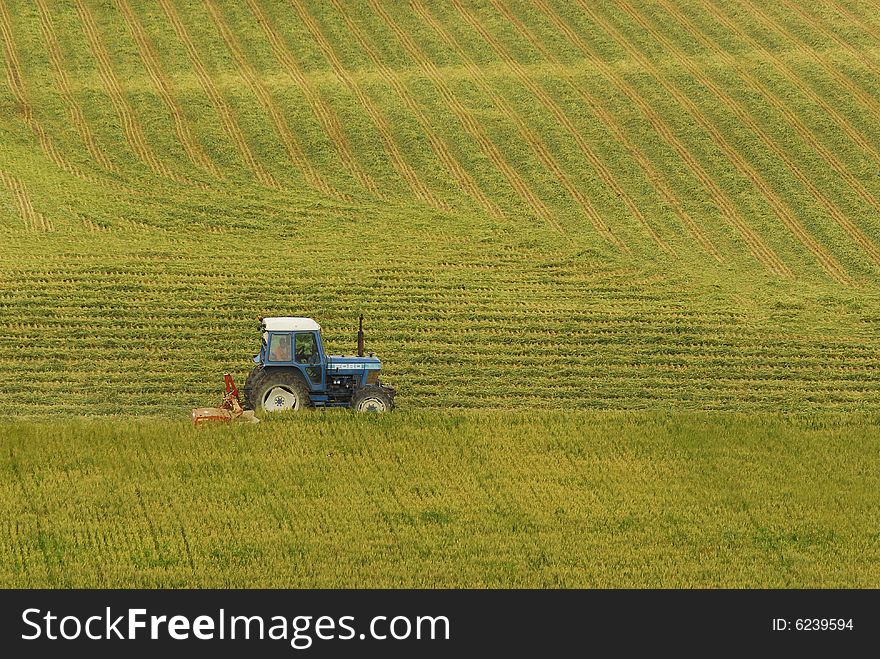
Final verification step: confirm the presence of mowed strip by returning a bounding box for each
[34,0,117,174]
[411,1,630,250]
[243,0,381,198]
[780,0,880,80]
[615,0,853,285]
[701,0,880,176]
[115,0,221,179]
[289,0,451,213]
[73,0,178,181]
[824,0,880,43]
[363,0,569,238]
[489,0,721,260]
[202,0,344,200]
[579,1,834,281]
[157,0,278,189]
[739,0,880,123]
[0,1,118,190]
[0,170,52,231]
[487,0,681,254]
[537,0,785,274]
[657,0,880,267]
[333,0,518,219]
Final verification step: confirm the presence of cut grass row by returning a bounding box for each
[1,228,878,416]
[1,0,879,279]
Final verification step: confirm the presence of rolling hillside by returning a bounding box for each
[1,0,879,414]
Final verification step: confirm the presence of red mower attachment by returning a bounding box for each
[191,373,259,425]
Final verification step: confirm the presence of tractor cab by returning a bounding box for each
[243,316,395,413]
[260,317,326,388]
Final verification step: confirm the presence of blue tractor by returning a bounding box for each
[242,316,396,413]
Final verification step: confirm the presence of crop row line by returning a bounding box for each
[701,0,880,169]
[411,0,627,248]
[0,170,52,231]
[739,0,880,123]
[824,0,880,46]
[542,0,789,276]
[203,0,344,201]
[289,0,451,212]
[489,0,720,261]
[243,0,381,198]
[115,0,220,180]
[73,0,176,181]
[446,0,630,249]
[322,0,504,219]
[364,0,567,237]
[617,0,852,285]
[575,0,807,278]
[0,1,125,193]
[33,0,117,175]
[453,1,640,250]
[157,0,278,189]
[482,0,674,255]
[780,0,880,84]
[665,0,880,267]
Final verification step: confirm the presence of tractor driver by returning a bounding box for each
[268,334,292,362]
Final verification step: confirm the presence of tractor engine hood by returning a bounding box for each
[326,355,381,372]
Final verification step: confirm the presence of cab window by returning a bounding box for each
[295,333,319,364]
[268,333,292,362]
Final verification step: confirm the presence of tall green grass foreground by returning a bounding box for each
[2,412,878,588]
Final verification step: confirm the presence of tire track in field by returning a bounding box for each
[617,0,852,284]
[157,0,278,189]
[363,0,568,238]
[203,0,344,200]
[0,1,118,192]
[115,0,221,178]
[447,0,633,249]
[73,0,177,180]
[660,0,880,267]
[702,0,880,174]
[781,0,880,79]
[739,0,880,122]
[0,170,52,231]
[337,0,526,218]
[537,0,787,275]
[485,0,680,255]
[490,1,721,260]
[288,0,444,211]
[825,0,880,43]
[412,1,629,251]
[243,0,381,198]
[34,0,117,174]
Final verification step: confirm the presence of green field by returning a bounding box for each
[1,0,879,586]
[3,413,879,588]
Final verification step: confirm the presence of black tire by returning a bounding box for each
[242,365,263,410]
[351,385,395,413]
[249,368,313,413]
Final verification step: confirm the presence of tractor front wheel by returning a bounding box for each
[250,369,312,413]
[351,385,394,413]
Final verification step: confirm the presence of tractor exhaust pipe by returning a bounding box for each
[357,314,365,357]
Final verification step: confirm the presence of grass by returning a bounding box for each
[2,412,878,588]
[1,0,879,586]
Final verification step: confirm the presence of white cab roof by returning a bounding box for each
[262,317,321,332]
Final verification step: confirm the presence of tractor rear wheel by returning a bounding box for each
[351,385,394,413]
[249,369,312,413]
[242,365,262,410]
